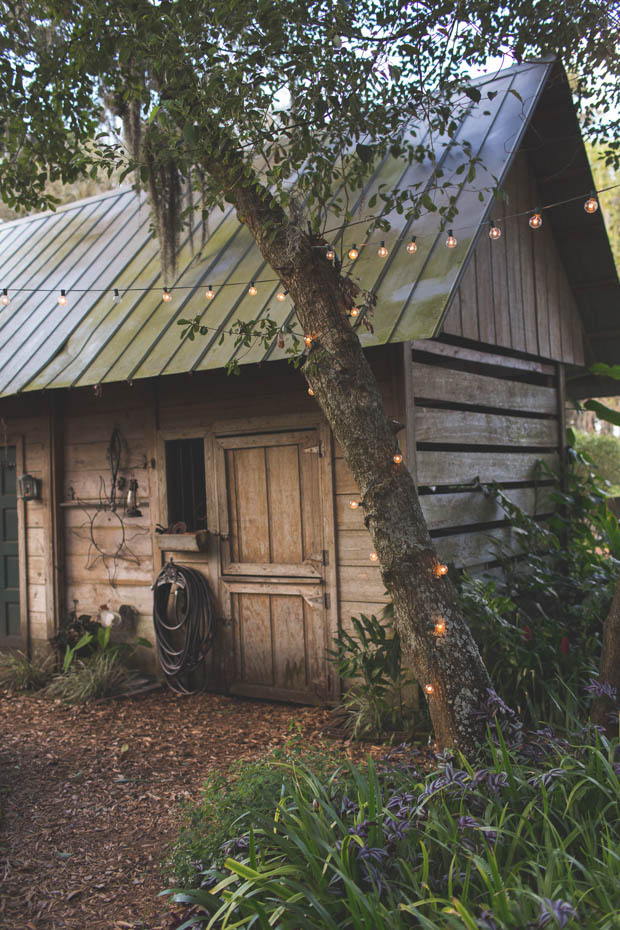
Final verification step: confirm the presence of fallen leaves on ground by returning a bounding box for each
[0,688,331,929]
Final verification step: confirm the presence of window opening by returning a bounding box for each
[164,438,207,532]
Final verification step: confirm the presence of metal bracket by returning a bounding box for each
[151,558,187,591]
[303,442,323,456]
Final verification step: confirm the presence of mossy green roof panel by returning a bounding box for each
[0,60,554,397]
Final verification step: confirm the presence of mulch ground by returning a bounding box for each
[0,688,333,930]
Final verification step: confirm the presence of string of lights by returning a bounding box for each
[0,184,615,309]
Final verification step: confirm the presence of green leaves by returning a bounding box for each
[584,399,620,427]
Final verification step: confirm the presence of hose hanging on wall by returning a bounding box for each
[152,559,217,694]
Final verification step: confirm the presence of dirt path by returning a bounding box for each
[0,689,329,930]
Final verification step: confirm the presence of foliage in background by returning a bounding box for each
[460,454,618,725]
[165,699,620,930]
[0,650,52,692]
[327,612,417,739]
[573,429,620,494]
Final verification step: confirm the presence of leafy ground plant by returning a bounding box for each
[327,612,418,739]
[0,649,52,691]
[164,693,620,930]
[42,649,135,703]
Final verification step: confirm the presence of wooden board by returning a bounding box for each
[414,408,558,447]
[420,486,554,529]
[416,450,557,487]
[411,363,557,413]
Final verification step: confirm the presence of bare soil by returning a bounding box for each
[0,689,330,930]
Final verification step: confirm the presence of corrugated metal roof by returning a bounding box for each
[0,60,555,397]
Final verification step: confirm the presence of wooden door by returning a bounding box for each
[215,428,331,702]
[0,447,20,648]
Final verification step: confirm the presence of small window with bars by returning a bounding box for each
[164,438,207,532]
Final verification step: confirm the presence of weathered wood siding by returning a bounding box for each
[443,151,585,366]
[409,340,561,569]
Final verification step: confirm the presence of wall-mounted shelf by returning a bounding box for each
[156,531,209,552]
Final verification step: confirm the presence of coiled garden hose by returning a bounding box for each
[152,559,217,694]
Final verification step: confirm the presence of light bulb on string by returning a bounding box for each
[378,241,388,258]
[277,289,287,302]
[445,230,457,249]
[112,288,120,302]
[349,306,359,318]
[529,211,543,229]
[326,247,336,261]
[1,289,10,306]
[489,220,502,240]
[406,237,418,254]
[434,619,446,635]
[304,334,313,347]
[349,500,360,509]
[424,683,434,695]
[348,244,359,260]
[308,387,315,396]
[205,285,215,300]
[584,194,599,214]
[58,289,68,306]
[434,561,448,577]
[248,282,258,296]
[162,288,171,303]
[393,451,403,464]
[369,551,379,562]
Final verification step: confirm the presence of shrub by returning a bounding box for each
[573,429,620,494]
[0,650,52,691]
[164,700,620,930]
[42,649,134,703]
[460,455,619,726]
[327,612,418,739]
[167,737,342,887]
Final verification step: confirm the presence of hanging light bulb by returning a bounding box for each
[348,244,359,260]
[445,230,457,249]
[248,282,258,296]
[162,288,172,303]
[277,289,287,302]
[308,387,315,396]
[393,452,403,464]
[113,287,120,302]
[406,237,418,254]
[424,683,434,695]
[349,306,360,318]
[378,241,388,258]
[434,561,448,577]
[349,500,360,509]
[58,289,68,306]
[205,285,215,300]
[584,194,599,214]
[529,211,543,229]
[488,220,502,240]
[434,619,446,635]
[304,334,313,347]
[369,551,379,562]
[1,288,10,306]
[326,247,336,261]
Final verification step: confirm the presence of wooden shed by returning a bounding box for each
[0,59,618,703]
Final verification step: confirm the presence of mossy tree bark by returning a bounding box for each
[206,143,493,755]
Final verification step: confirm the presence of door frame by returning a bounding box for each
[211,413,340,702]
[0,433,28,654]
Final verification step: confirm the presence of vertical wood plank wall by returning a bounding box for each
[443,151,586,366]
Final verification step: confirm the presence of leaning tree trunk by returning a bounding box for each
[204,141,494,754]
[591,571,620,735]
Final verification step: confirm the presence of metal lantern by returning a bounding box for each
[19,474,41,500]
[126,478,142,517]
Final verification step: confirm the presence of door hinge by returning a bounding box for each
[324,592,331,609]
[303,441,323,456]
